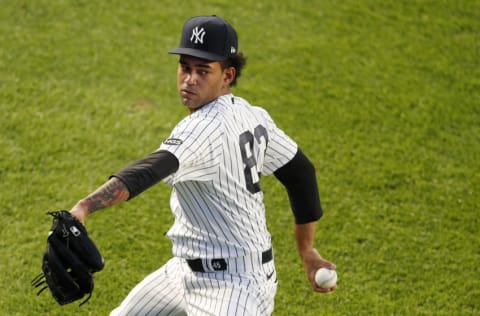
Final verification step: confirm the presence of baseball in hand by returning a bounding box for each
[315,268,337,288]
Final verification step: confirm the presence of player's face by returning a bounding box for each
[177,55,234,112]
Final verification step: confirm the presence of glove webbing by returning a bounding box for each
[31,272,92,306]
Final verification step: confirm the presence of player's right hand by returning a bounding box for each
[301,247,336,293]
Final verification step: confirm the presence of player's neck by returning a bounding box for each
[188,91,232,114]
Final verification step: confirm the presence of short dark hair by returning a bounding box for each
[221,52,247,87]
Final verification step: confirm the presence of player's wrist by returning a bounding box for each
[70,201,90,223]
[298,247,319,263]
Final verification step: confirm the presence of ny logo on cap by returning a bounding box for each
[190,26,206,44]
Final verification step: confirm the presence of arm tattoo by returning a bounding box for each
[82,177,130,213]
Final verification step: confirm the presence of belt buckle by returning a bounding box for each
[209,259,227,271]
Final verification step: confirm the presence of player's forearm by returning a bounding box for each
[295,221,317,257]
[75,177,130,214]
[295,221,336,292]
[295,221,335,274]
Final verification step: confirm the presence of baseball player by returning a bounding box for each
[70,15,336,315]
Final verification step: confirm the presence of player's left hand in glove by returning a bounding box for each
[32,210,105,306]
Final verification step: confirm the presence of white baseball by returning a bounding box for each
[315,268,337,288]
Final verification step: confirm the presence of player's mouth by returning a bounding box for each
[180,88,196,97]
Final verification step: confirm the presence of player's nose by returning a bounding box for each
[185,73,196,85]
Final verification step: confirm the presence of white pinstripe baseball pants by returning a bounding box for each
[110,256,277,316]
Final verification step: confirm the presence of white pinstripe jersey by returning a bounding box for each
[159,94,297,259]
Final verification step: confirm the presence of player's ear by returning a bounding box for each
[223,66,236,87]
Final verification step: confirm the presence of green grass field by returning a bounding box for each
[1,0,478,315]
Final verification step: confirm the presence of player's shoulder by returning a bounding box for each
[232,95,272,119]
[173,105,221,134]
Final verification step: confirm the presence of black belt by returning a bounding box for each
[187,248,273,273]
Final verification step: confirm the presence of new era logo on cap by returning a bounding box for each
[169,15,238,61]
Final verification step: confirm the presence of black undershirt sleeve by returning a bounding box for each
[111,150,179,200]
[273,148,323,224]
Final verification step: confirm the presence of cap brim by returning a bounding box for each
[168,48,227,61]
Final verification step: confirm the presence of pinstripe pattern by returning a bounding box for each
[112,94,294,315]
[110,258,277,316]
[160,94,297,259]
[110,258,187,316]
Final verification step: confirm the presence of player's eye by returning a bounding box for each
[180,64,190,72]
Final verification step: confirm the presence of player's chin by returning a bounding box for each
[180,97,195,108]
[181,98,204,111]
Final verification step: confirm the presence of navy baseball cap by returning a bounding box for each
[169,15,238,61]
